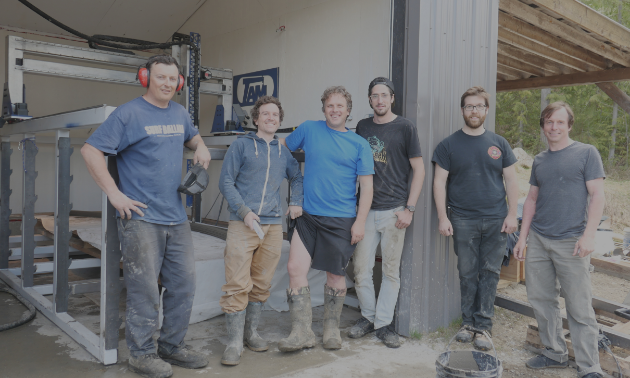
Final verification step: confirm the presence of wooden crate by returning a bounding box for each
[500,246,526,282]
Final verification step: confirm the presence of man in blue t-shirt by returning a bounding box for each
[278,86,374,352]
[82,55,210,377]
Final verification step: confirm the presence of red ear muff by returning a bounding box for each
[137,67,149,88]
[176,74,185,92]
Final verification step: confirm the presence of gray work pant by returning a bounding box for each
[525,231,603,378]
[118,219,196,357]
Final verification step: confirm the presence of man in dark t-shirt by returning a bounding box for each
[514,102,605,378]
[432,86,518,351]
[349,77,424,348]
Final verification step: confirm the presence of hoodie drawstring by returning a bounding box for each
[254,139,258,157]
[279,143,281,157]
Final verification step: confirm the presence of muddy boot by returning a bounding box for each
[278,287,317,352]
[244,301,268,352]
[128,353,173,378]
[322,285,345,350]
[221,309,246,366]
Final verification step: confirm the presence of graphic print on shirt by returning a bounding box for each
[488,146,502,160]
[367,136,387,164]
[144,124,185,136]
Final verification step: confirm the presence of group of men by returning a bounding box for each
[82,54,606,378]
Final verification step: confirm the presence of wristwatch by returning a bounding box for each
[405,205,415,212]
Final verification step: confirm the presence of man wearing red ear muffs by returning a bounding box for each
[82,54,211,378]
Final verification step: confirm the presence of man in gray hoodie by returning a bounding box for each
[218,96,304,366]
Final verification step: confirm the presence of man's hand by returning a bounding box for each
[501,215,518,234]
[193,144,211,169]
[438,217,453,236]
[243,212,261,231]
[351,221,365,245]
[285,205,303,219]
[513,239,526,261]
[109,191,147,219]
[574,235,596,258]
[394,209,413,229]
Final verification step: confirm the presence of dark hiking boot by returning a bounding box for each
[525,354,568,369]
[244,301,268,352]
[221,309,246,366]
[375,326,402,348]
[347,317,375,339]
[278,287,317,352]
[322,285,345,350]
[472,331,493,351]
[128,354,173,378]
[455,326,474,343]
[157,345,208,369]
[581,373,603,378]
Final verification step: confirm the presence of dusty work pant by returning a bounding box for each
[451,215,506,331]
[526,231,603,378]
[220,221,283,313]
[353,207,406,329]
[118,219,196,357]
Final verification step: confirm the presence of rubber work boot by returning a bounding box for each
[221,309,246,366]
[278,287,317,352]
[472,330,493,351]
[322,285,345,350]
[455,326,474,343]
[157,345,209,369]
[128,353,173,378]
[244,301,268,352]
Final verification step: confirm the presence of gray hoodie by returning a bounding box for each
[219,132,303,224]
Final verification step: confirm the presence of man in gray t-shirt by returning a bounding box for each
[514,102,605,378]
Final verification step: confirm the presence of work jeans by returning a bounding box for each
[526,231,603,378]
[451,215,506,331]
[118,219,196,357]
[220,221,283,313]
[353,207,406,329]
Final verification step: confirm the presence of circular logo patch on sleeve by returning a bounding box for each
[488,146,502,159]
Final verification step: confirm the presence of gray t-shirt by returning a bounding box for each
[529,142,605,239]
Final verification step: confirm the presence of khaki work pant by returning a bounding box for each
[525,231,603,378]
[220,221,283,313]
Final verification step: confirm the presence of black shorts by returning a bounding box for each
[288,211,356,276]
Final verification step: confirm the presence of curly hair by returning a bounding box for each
[321,86,352,114]
[250,96,284,127]
[540,101,574,129]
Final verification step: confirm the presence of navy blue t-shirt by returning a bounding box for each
[86,97,198,225]
[286,120,374,218]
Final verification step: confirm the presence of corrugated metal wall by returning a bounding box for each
[396,0,499,335]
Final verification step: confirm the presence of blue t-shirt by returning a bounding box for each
[86,97,199,225]
[285,120,374,218]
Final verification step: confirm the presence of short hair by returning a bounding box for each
[540,101,574,129]
[321,86,353,114]
[250,96,284,127]
[145,54,180,71]
[460,86,490,108]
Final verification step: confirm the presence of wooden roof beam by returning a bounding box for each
[499,0,630,67]
[530,0,630,52]
[497,41,575,75]
[497,67,630,92]
[497,63,530,79]
[595,82,630,115]
[498,13,606,71]
[497,72,514,81]
[497,54,547,77]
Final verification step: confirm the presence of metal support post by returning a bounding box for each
[99,156,121,365]
[53,131,73,313]
[221,78,233,123]
[0,138,13,269]
[21,134,37,287]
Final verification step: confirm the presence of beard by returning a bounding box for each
[373,106,389,116]
[463,113,486,129]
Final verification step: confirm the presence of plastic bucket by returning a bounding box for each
[435,329,503,378]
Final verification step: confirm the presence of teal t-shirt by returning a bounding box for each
[285,120,374,218]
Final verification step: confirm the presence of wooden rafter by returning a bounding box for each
[596,82,630,115]
[530,0,630,52]
[497,54,547,77]
[499,0,630,67]
[497,63,530,79]
[497,41,572,75]
[498,13,606,70]
[497,67,630,92]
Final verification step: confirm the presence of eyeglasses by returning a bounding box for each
[462,104,487,112]
[370,93,391,100]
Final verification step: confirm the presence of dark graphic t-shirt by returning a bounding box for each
[356,116,422,210]
[431,129,517,219]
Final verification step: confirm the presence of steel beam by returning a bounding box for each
[9,258,102,276]
[20,134,37,287]
[9,245,81,260]
[0,106,116,137]
[0,139,13,269]
[53,133,73,313]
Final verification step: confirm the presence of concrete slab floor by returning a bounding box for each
[0,291,440,378]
